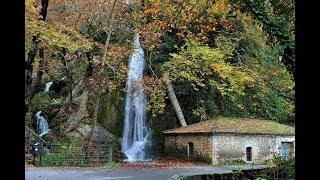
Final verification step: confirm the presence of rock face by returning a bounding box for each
[56,78,115,143]
[97,88,125,137]
[64,89,89,133]
[67,123,115,143]
[55,78,89,134]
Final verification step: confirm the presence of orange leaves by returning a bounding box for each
[137,0,231,46]
[144,8,156,16]
[159,21,167,29]
[206,25,216,32]
[142,76,166,116]
[106,44,129,60]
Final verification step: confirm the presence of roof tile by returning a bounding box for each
[163,117,295,135]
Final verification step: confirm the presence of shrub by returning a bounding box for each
[255,154,295,179]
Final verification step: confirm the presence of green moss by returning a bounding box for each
[149,112,166,156]
[97,87,125,137]
[72,61,87,81]
[216,117,295,134]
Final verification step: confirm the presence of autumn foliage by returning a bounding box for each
[25,0,295,134]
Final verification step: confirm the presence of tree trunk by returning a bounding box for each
[25,37,38,105]
[164,74,187,127]
[85,52,93,78]
[35,48,45,91]
[87,75,104,149]
[60,47,73,102]
[25,0,49,107]
[87,0,118,150]
[40,0,49,21]
[68,71,73,102]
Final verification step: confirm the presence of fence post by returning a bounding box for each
[81,144,84,166]
[97,144,100,165]
[39,142,43,167]
[50,143,53,166]
[67,144,70,167]
[28,136,31,154]
[108,144,113,164]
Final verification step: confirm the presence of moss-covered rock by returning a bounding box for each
[97,87,126,138]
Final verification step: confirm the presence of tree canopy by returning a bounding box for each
[25,0,295,139]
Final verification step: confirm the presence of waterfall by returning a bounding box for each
[35,111,50,137]
[45,81,53,92]
[121,33,152,162]
[35,81,52,137]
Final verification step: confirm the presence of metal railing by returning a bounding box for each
[40,143,113,167]
[25,126,48,166]
[25,126,48,145]
[25,126,113,167]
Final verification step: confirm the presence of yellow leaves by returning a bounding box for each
[38,21,94,52]
[284,103,294,111]
[236,104,245,110]
[132,11,137,21]
[192,105,207,121]
[166,41,256,98]
[181,13,187,20]
[25,0,94,53]
[138,0,236,46]
[25,0,39,17]
[142,76,166,117]
[201,36,209,41]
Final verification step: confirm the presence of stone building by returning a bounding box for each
[163,117,295,165]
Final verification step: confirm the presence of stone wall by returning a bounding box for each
[165,133,295,165]
[165,133,212,159]
[212,134,295,164]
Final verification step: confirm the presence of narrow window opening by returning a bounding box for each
[246,147,252,161]
[187,142,194,158]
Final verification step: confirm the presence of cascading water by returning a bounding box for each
[121,33,152,162]
[45,81,53,92]
[35,111,50,137]
[34,81,52,137]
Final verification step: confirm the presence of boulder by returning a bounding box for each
[67,123,115,144]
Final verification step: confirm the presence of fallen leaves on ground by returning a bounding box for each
[121,157,206,168]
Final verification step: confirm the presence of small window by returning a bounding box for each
[246,147,252,161]
[280,142,294,158]
[187,142,194,158]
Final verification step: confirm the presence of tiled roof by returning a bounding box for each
[163,117,295,135]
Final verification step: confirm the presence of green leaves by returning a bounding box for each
[165,41,254,99]
[237,0,295,73]
[39,22,94,52]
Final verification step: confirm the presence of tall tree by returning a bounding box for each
[25,0,49,105]
[164,74,187,127]
[87,0,119,150]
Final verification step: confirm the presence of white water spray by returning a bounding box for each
[121,33,152,162]
[34,81,53,137]
[35,111,50,137]
[45,81,53,92]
